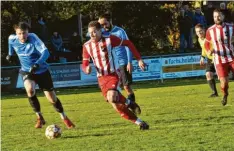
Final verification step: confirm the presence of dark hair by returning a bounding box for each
[195,23,204,29]
[99,12,112,21]
[88,21,102,30]
[13,22,30,31]
[213,8,222,14]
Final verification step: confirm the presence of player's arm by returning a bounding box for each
[110,35,145,71]
[120,29,133,73]
[204,30,213,56]
[82,46,91,74]
[6,35,16,62]
[33,34,50,65]
[30,33,50,73]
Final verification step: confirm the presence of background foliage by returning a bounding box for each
[1,1,234,65]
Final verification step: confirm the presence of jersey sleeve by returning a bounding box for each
[204,30,212,52]
[119,29,133,63]
[82,45,90,74]
[8,35,15,56]
[32,33,48,53]
[110,35,141,60]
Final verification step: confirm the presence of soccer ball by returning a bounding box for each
[45,124,62,139]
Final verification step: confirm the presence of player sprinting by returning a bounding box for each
[98,13,141,115]
[7,22,75,128]
[195,24,218,98]
[82,21,149,130]
[204,9,234,106]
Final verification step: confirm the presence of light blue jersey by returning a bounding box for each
[8,33,50,74]
[109,26,132,66]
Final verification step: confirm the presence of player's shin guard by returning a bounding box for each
[28,95,41,113]
[208,79,217,94]
[52,98,64,113]
[128,93,135,102]
[221,83,229,96]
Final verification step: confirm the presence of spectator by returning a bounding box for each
[51,31,63,52]
[194,7,207,28]
[69,31,82,60]
[220,2,232,23]
[183,4,195,49]
[203,2,215,27]
[178,8,193,53]
[36,16,48,43]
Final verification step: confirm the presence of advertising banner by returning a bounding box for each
[1,68,19,91]
[132,58,162,81]
[162,55,206,79]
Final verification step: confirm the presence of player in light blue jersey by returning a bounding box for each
[7,22,75,129]
[98,13,141,115]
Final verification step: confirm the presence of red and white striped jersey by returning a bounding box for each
[205,23,234,64]
[82,35,141,77]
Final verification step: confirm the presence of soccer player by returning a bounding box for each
[204,9,234,106]
[82,21,149,130]
[7,22,75,128]
[98,13,140,114]
[195,24,218,98]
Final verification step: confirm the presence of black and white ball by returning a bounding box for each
[45,124,62,139]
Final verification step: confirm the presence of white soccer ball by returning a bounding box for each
[45,124,62,139]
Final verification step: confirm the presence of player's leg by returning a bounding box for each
[107,89,149,130]
[206,62,218,97]
[119,65,141,114]
[216,63,229,106]
[21,72,45,128]
[38,70,75,128]
[99,74,149,130]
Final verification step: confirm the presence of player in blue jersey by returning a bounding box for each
[98,13,141,115]
[6,22,75,129]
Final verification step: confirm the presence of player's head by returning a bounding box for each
[88,21,102,42]
[98,13,112,32]
[213,9,224,25]
[195,24,205,39]
[13,22,30,43]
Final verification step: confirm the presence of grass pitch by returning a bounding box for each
[1,79,234,151]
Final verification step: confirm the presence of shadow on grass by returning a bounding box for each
[62,133,113,139]
[1,77,225,100]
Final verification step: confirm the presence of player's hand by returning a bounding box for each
[6,55,12,63]
[200,58,205,66]
[29,64,39,74]
[127,63,133,74]
[207,50,213,56]
[86,65,92,74]
[138,59,145,71]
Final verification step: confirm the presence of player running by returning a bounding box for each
[7,22,75,128]
[82,21,149,130]
[205,9,234,106]
[195,23,218,98]
[98,13,141,114]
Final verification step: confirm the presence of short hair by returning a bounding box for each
[213,8,222,14]
[88,21,102,30]
[99,12,112,21]
[13,22,30,31]
[195,23,204,30]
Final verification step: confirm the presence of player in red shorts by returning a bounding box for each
[82,21,149,130]
[205,9,234,106]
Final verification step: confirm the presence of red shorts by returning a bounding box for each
[98,73,119,99]
[215,61,234,78]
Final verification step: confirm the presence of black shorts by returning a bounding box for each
[206,59,216,73]
[118,65,132,86]
[20,70,54,91]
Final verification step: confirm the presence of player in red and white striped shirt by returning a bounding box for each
[82,21,149,130]
[205,9,234,106]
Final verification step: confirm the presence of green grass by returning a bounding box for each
[1,79,234,151]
